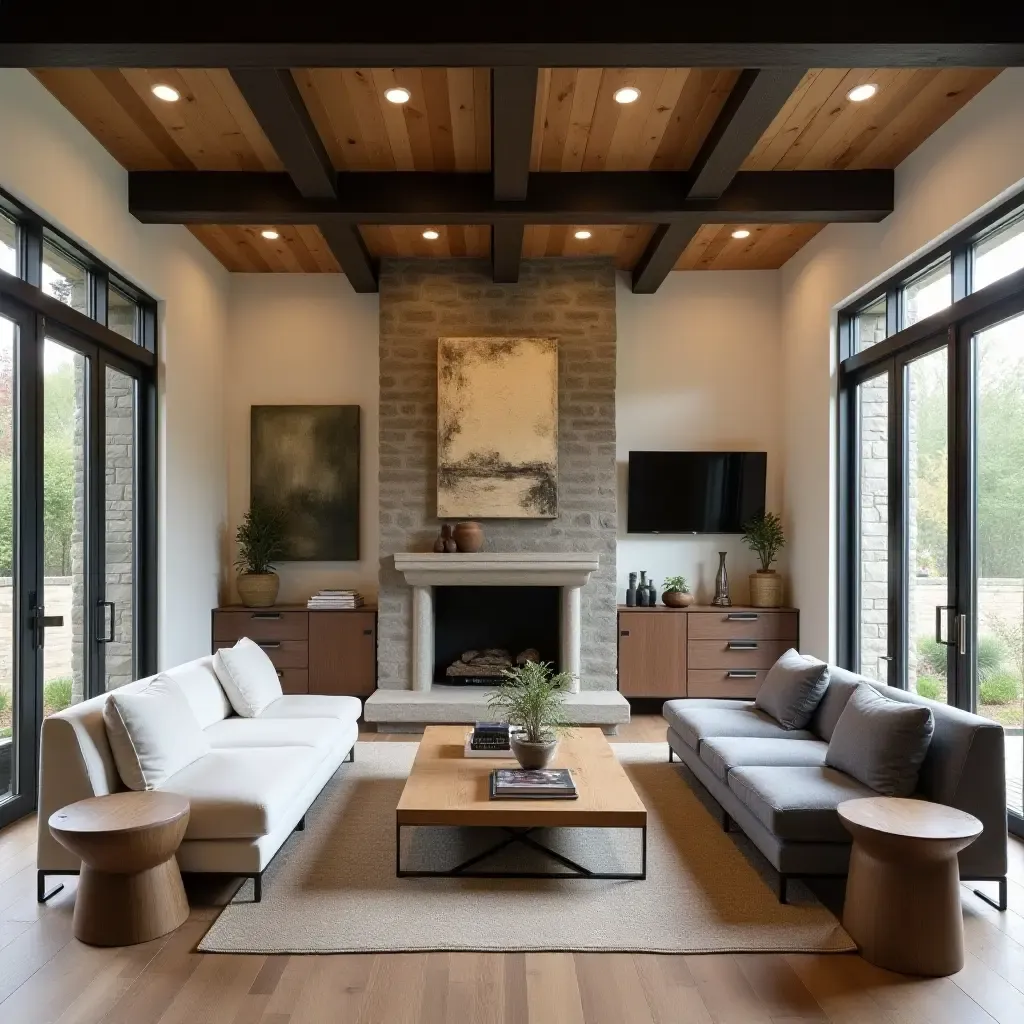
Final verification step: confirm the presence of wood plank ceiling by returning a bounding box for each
[33,66,1001,275]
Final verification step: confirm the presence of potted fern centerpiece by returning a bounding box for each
[661,575,694,608]
[235,502,286,608]
[487,660,574,769]
[742,511,786,608]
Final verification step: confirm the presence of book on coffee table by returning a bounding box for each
[490,768,578,800]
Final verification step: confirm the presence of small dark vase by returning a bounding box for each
[433,530,446,552]
[453,521,484,553]
[511,735,559,770]
[626,571,638,607]
[637,571,649,606]
[441,523,458,553]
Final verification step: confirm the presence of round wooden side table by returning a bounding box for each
[49,791,190,947]
[838,796,982,977]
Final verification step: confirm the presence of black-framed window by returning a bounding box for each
[0,185,158,828]
[838,187,1024,837]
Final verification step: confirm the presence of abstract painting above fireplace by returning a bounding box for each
[437,337,558,518]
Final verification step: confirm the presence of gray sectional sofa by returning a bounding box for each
[664,665,1008,908]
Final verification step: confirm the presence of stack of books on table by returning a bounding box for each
[307,589,364,610]
[463,722,512,758]
[490,768,577,800]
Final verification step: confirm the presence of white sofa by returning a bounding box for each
[36,655,360,902]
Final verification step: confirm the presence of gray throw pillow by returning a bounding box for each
[753,649,831,730]
[825,684,935,797]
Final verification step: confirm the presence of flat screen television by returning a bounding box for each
[627,451,767,534]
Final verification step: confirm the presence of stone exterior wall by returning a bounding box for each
[377,259,617,691]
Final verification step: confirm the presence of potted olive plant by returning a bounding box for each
[661,575,694,608]
[742,511,786,608]
[487,660,574,769]
[235,502,286,608]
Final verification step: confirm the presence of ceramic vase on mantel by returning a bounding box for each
[453,521,484,553]
[749,570,784,608]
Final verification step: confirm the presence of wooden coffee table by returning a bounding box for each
[395,726,647,879]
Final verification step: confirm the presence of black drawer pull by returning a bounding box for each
[257,641,282,649]
[620,630,630,636]
[251,612,281,620]
[727,670,759,679]
[363,629,373,636]
[727,641,759,651]
[727,613,759,621]
[276,669,284,678]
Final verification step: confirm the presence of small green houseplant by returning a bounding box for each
[235,502,287,607]
[661,574,693,608]
[742,512,786,608]
[487,660,574,769]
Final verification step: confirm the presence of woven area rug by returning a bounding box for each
[198,743,854,954]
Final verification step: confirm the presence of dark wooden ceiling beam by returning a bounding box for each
[2,8,1022,66]
[229,69,378,292]
[632,67,807,293]
[490,68,537,282]
[128,169,893,225]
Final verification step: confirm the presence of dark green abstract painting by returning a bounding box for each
[251,405,360,561]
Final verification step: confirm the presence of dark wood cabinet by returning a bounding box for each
[212,605,377,697]
[617,605,798,699]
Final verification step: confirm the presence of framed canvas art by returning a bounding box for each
[437,337,557,518]
[250,405,360,560]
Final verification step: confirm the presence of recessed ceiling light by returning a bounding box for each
[385,87,412,104]
[422,229,440,240]
[151,84,180,103]
[731,229,751,239]
[613,86,641,105]
[847,83,878,103]
[260,229,279,240]
[574,230,592,240]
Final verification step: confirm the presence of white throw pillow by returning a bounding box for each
[212,637,283,718]
[103,675,210,791]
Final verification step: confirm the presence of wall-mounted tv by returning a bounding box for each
[627,451,767,534]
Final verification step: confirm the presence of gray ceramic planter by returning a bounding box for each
[511,735,559,769]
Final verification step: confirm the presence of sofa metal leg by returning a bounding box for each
[294,816,305,832]
[37,871,64,904]
[778,874,789,905]
[721,810,731,833]
[252,874,262,903]
[345,746,355,763]
[973,878,1007,911]
[668,748,674,763]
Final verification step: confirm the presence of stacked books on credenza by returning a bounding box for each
[463,721,513,758]
[307,589,364,610]
[490,768,578,800]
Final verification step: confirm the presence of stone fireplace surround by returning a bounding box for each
[365,258,627,730]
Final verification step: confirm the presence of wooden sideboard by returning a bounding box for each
[211,605,377,697]
[617,605,799,699]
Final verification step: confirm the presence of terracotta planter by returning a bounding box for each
[749,570,784,608]
[511,735,559,770]
[662,590,694,608]
[453,521,484,553]
[237,573,280,608]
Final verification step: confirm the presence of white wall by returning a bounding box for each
[616,271,784,605]
[225,275,379,604]
[0,69,230,668]
[780,68,1024,659]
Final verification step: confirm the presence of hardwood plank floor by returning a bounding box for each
[0,715,1021,1024]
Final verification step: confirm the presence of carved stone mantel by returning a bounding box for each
[392,552,600,693]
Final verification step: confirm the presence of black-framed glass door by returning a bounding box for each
[0,302,148,829]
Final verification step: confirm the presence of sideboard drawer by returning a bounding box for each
[687,669,767,699]
[228,639,309,670]
[213,610,309,643]
[687,639,794,671]
[687,610,798,641]
[275,668,309,695]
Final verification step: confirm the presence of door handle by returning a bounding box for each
[33,605,64,649]
[98,601,115,643]
[935,605,956,646]
[958,613,967,656]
